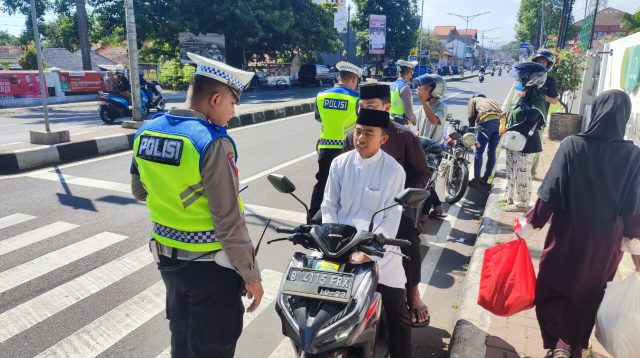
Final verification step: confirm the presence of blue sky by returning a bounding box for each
[1,0,638,45]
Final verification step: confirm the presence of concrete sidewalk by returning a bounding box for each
[0,99,315,174]
[449,133,635,358]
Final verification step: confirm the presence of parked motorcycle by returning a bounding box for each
[420,114,483,205]
[266,174,428,358]
[143,81,166,112]
[98,89,149,124]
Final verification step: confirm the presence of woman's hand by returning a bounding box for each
[351,252,372,263]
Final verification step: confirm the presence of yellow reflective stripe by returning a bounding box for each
[179,182,204,200]
[479,111,501,123]
[152,232,222,252]
[182,189,205,208]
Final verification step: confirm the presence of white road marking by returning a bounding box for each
[0,221,79,256]
[0,246,152,343]
[24,171,131,193]
[245,204,306,224]
[34,281,166,358]
[228,112,313,132]
[0,141,25,147]
[241,151,317,184]
[71,131,96,136]
[419,200,463,292]
[268,338,297,358]
[0,232,128,293]
[0,213,36,230]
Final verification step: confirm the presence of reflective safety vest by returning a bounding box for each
[390,79,408,117]
[133,113,242,253]
[316,86,359,150]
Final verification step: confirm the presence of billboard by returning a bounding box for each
[0,72,47,99]
[369,15,386,55]
[334,6,348,33]
[59,71,106,93]
[179,32,226,64]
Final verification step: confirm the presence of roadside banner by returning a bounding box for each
[179,32,226,64]
[59,71,106,93]
[369,15,386,55]
[0,72,47,99]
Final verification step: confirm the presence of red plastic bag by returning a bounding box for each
[477,238,536,316]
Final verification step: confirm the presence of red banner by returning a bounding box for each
[59,71,106,93]
[0,72,47,99]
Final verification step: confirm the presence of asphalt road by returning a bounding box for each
[0,74,514,358]
[0,86,323,146]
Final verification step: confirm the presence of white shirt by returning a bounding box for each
[321,149,407,289]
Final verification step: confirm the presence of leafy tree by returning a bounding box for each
[351,0,421,59]
[515,0,570,46]
[414,28,443,65]
[621,9,640,34]
[0,30,18,45]
[18,44,46,69]
[41,15,80,50]
[549,45,587,113]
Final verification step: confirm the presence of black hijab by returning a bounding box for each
[538,90,640,227]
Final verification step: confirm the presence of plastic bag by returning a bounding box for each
[595,272,640,358]
[478,238,536,316]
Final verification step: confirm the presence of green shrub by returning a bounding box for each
[159,60,194,90]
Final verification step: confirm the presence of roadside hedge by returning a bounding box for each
[159,60,195,90]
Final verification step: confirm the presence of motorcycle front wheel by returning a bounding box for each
[444,159,469,204]
[99,105,119,124]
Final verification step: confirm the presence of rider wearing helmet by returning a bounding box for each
[532,49,558,115]
[113,64,132,100]
[504,62,547,212]
[414,74,448,219]
[468,93,503,187]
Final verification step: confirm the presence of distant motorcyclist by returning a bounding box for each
[479,65,486,74]
[113,64,131,100]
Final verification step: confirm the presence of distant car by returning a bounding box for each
[412,65,434,78]
[451,65,460,75]
[382,64,399,82]
[298,64,335,86]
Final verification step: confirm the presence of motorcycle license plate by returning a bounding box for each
[282,268,354,303]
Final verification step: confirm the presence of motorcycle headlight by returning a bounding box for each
[462,133,476,148]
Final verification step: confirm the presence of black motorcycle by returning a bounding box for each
[266,174,428,358]
[420,114,484,205]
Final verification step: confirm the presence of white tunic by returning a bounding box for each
[321,149,407,289]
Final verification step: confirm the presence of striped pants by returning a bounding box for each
[506,150,534,207]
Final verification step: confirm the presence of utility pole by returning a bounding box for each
[417,0,425,67]
[587,0,600,49]
[447,12,490,68]
[556,0,575,49]
[537,0,545,49]
[479,28,497,66]
[124,0,142,122]
[29,0,49,132]
[346,4,351,62]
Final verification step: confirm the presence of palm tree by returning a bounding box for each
[621,10,640,34]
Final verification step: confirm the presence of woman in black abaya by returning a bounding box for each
[516,90,640,358]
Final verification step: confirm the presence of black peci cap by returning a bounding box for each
[359,83,390,100]
[356,108,390,129]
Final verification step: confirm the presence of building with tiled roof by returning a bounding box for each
[42,48,117,71]
[574,7,629,43]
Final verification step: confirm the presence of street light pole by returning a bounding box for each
[479,28,497,66]
[124,0,142,122]
[29,0,50,132]
[447,12,490,68]
[417,0,425,67]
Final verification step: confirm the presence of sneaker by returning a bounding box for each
[553,349,570,358]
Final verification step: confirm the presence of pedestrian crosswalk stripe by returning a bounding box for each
[0,213,36,230]
[0,221,79,256]
[34,281,166,358]
[155,269,284,358]
[0,245,152,344]
[0,232,128,294]
[24,171,131,194]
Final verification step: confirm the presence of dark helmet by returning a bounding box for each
[412,74,447,98]
[514,62,548,88]
[532,49,555,70]
[472,93,486,98]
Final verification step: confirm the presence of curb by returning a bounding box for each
[0,101,315,174]
[448,151,509,358]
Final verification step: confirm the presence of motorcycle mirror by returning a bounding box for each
[395,188,430,208]
[267,174,296,194]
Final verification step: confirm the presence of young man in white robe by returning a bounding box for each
[321,108,411,357]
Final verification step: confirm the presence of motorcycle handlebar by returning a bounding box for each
[377,235,411,248]
[275,226,296,234]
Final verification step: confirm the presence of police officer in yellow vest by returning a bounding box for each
[390,60,418,126]
[309,61,361,217]
[130,52,263,358]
